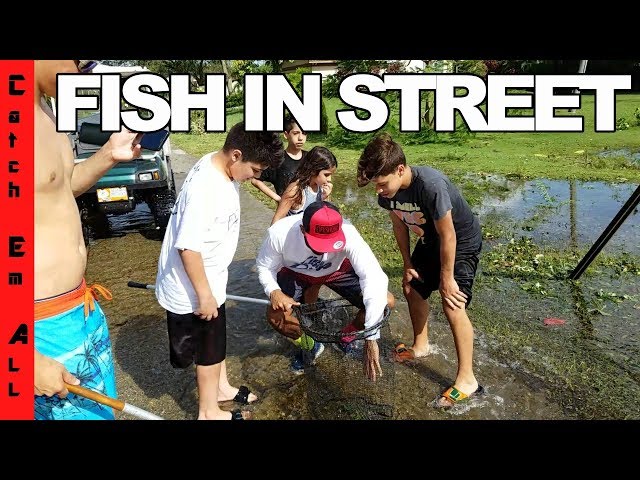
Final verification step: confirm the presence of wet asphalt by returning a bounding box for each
[84,149,566,421]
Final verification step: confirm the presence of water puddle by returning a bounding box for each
[84,202,159,242]
[476,179,639,255]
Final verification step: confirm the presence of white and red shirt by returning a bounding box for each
[256,215,389,337]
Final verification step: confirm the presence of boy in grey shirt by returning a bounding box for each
[357,133,483,408]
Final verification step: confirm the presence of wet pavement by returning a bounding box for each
[85,150,570,420]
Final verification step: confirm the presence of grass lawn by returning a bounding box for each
[172,93,640,183]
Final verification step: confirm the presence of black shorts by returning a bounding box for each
[166,303,226,368]
[277,259,366,310]
[409,241,481,306]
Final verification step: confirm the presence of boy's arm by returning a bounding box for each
[271,182,297,225]
[390,210,422,288]
[255,230,285,297]
[255,228,299,310]
[434,210,456,279]
[344,226,389,340]
[71,130,141,197]
[34,350,79,398]
[434,211,467,310]
[251,178,281,203]
[178,249,218,320]
[390,211,415,268]
[172,186,218,320]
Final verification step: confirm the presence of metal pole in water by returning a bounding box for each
[569,184,640,279]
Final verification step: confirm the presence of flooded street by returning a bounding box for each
[84,151,639,420]
[476,177,639,255]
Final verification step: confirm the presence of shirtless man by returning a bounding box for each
[34,60,141,419]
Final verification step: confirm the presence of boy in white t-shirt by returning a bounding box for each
[155,122,283,420]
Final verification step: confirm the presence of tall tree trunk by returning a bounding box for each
[196,60,205,87]
[221,60,234,95]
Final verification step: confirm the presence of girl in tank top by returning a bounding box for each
[271,146,338,225]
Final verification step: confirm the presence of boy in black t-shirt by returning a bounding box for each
[357,133,484,409]
[251,116,307,202]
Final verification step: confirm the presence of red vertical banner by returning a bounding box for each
[0,60,34,419]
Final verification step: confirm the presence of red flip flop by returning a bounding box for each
[393,343,416,363]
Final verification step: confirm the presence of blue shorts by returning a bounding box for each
[34,299,117,420]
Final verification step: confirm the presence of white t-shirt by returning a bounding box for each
[256,215,389,338]
[155,152,240,314]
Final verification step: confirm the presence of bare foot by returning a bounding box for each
[410,344,431,358]
[218,385,258,404]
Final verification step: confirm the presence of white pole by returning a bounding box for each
[569,60,589,112]
[128,281,270,305]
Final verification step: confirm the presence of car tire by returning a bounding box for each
[81,216,92,247]
[150,189,176,229]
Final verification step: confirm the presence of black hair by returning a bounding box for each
[223,121,284,169]
[287,146,338,206]
[357,133,406,187]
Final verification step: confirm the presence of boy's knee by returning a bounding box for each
[303,284,321,303]
[387,291,396,309]
[266,307,283,329]
[403,286,421,302]
[442,303,468,322]
[266,307,302,339]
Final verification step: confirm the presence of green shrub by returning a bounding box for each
[320,97,329,134]
[323,74,341,99]
[189,110,205,135]
[325,128,378,149]
[616,117,630,130]
[226,90,243,108]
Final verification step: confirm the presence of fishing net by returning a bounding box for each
[294,298,396,420]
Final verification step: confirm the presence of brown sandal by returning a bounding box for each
[393,343,416,363]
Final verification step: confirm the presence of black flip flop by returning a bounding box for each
[232,385,253,405]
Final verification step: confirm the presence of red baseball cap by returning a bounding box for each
[302,201,346,253]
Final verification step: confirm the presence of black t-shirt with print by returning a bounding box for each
[261,150,307,196]
[378,166,481,254]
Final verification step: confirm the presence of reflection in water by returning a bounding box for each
[475,175,640,418]
[476,179,640,255]
[108,203,156,231]
[85,202,158,242]
[569,280,594,343]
